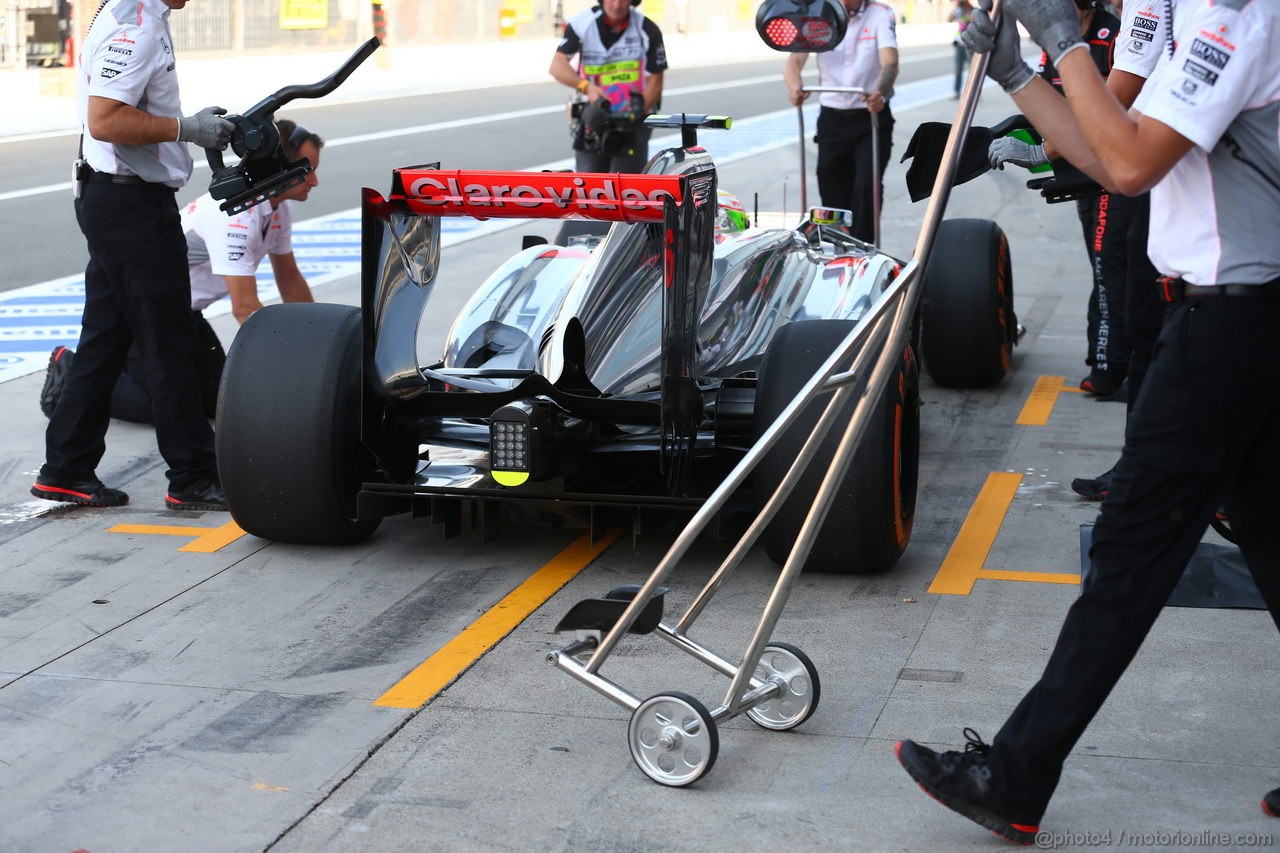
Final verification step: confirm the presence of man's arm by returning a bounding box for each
[268,253,315,306]
[784,53,810,106]
[867,47,899,112]
[549,50,603,102]
[224,276,265,325]
[1055,49,1193,194]
[1106,68,1146,110]
[87,96,180,145]
[643,72,664,113]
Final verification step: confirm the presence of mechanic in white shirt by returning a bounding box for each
[783,0,899,243]
[34,0,234,512]
[895,0,1280,841]
[45,120,323,426]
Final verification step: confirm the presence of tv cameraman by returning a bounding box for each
[549,0,667,172]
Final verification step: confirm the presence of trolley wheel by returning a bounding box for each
[746,642,822,731]
[628,692,719,787]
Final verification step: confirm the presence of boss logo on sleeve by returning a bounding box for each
[1189,38,1230,70]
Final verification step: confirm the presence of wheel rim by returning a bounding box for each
[746,644,820,731]
[628,694,717,786]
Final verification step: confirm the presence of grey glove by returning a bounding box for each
[177,106,234,150]
[988,136,1049,170]
[961,0,1035,94]
[1004,0,1086,66]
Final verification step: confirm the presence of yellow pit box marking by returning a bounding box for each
[928,472,1081,595]
[108,520,247,553]
[1016,375,1084,426]
[375,529,623,709]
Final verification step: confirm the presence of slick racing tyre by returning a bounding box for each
[920,218,1015,388]
[217,303,381,545]
[755,320,920,574]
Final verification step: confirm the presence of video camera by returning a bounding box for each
[571,92,647,157]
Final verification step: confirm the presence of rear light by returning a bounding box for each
[755,0,849,52]
[489,399,555,486]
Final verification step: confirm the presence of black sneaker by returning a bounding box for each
[31,475,128,507]
[896,728,1039,846]
[1264,787,1280,817]
[40,346,74,418]
[1070,466,1114,501]
[1080,371,1126,401]
[165,478,228,511]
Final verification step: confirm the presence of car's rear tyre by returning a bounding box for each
[755,320,920,574]
[217,303,380,545]
[920,218,1015,388]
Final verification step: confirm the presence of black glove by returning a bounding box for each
[961,0,1035,94]
[177,106,234,150]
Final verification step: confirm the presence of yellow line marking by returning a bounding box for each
[928,472,1023,595]
[928,472,1084,594]
[976,569,1081,585]
[1016,375,1069,426]
[374,529,624,709]
[252,782,291,792]
[108,520,247,553]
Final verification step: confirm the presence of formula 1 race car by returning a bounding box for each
[217,114,1016,575]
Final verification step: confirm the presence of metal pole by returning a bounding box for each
[585,256,918,674]
[910,1,998,270]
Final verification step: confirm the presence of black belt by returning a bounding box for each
[1159,277,1280,302]
[85,170,147,185]
[84,170,176,191]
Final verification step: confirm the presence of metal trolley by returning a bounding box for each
[546,25,999,789]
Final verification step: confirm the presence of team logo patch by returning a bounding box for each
[1133,16,1158,31]
[1129,29,1153,42]
[1190,38,1230,69]
[1181,80,1198,95]
[1097,27,1110,38]
[1182,59,1218,85]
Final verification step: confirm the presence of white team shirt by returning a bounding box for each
[816,1,898,110]
[182,195,295,312]
[1134,0,1280,286]
[1113,0,1176,79]
[79,0,191,188]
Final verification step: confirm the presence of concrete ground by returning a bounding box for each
[0,75,1276,853]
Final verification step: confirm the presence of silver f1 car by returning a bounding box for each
[217,113,1016,575]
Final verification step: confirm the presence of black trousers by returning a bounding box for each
[816,106,894,244]
[988,294,1280,823]
[1122,193,1163,416]
[112,311,225,424]
[1076,192,1130,379]
[43,182,217,492]
[575,125,653,173]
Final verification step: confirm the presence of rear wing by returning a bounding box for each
[386,169,684,223]
[362,164,717,494]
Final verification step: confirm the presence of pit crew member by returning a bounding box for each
[549,0,667,173]
[897,0,1280,840]
[42,120,324,426]
[783,0,899,244]
[34,0,233,512]
[989,0,1130,399]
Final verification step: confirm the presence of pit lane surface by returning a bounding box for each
[1,53,1277,852]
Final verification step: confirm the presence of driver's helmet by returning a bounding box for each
[716,190,750,233]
